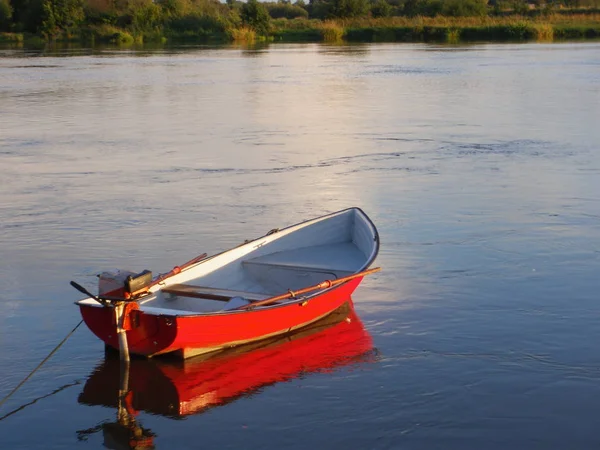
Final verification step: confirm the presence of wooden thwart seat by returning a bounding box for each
[161,284,269,302]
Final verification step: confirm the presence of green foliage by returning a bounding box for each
[446,26,460,41]
[533,22,553,39]
[511,0,529,14]
[540,1,556,14]
[159,0,191,18]
[441,0,488,17]
[371,0,392,17]
[332,0,369,17]
[310,0,369,18]
[41,0,84,38]
[504,20,533,38]
[401,0,487,17]
[227,24,255,40]
[9,0,30,27]
[131,1,162,33]
[344,24,444,41]
[41,0,57,37]
[241,0,271,35]
[490,0,503,15]
[0,0,12,31]
[82,23,134,42]
[159,0,234,40]
[112,29,134,43]
[320,19,344,39]
[401,0,418,16]
[271,25,323,40]
[309,0,328,18]
[402,0,443,17]
[265,2,309,19]
[10,0,45,32]
[0,31,24,41]
[3,0,600,44]
[166,13,226,36]
[554,23,600,38]
[84,9,119,27]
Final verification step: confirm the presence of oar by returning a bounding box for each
[70,281,131,361]
[147,252,209,288]
[239,267,381,310]
[70,253,209,303]
[70,281,111,306]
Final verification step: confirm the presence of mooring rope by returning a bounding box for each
[0,380,81,422]
[0,319,84,410]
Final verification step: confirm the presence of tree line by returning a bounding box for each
[0,0,599,41]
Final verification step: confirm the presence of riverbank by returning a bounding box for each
[1,14,599,46]
[271,14,600,43]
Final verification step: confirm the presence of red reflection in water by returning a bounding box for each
[78,301,375,449]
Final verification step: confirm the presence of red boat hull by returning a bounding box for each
[79,301,374,417]
[79,277,364,358]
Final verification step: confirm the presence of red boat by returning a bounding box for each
[78,302,375,418]
[74,208,379,358]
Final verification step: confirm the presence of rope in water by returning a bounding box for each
[0,380,81,422]
[0,319,84,410]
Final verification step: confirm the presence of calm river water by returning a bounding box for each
[1,42,600,449]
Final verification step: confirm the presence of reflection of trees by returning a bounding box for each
[317,42,370,56]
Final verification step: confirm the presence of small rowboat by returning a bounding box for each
[79,302,374,418]
[77,302,373,447]
[73,207,379,359]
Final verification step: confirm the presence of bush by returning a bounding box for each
[533,22,553,40]
[166,12,226,35]
[0,31,24,41]
[0,0,12,31]
[333,0,369,17]
[241,0,271,35]
[371,0,392,17]
[131,1,162,33]
[265,2,308,19]
[441,0,488,17]
[227,24,256,40]
[403,0,443,17]
[505,21,534,38]
[82,23,134,43]
[40,0,85,38]
[320,19,344,39]
[310,0,369,19]
[159,0,191,18]
[511,0,529,14]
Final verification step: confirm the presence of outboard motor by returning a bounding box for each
[98,269,153,300]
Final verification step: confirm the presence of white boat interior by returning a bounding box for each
[79,208,379,315]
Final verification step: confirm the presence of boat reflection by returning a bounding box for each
[77,300,376,449]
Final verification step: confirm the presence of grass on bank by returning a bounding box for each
[3,10,600,45]
[271,14,600,42]
[227,25,257,42]
[0,32,23,43]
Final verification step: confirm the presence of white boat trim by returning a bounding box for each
[76,208,379,317]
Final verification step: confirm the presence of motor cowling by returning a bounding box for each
[98,269,152,299]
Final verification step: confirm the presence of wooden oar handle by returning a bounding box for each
[239,267,381,310]
[148,252,208,288]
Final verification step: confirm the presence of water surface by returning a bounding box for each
[1,42,600,449]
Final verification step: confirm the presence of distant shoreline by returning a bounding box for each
[2,14,600,47]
